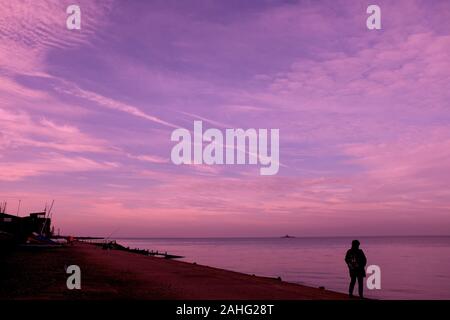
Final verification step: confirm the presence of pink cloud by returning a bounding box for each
[126,153,169,164]
[0,0,113,74]
[266,32,450,114]
[0,152,118,181]
[0,108,110,153]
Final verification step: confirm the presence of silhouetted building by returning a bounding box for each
[0,211,51,243]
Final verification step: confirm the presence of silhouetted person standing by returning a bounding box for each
[345,240,367,298]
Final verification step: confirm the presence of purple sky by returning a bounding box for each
[1,0,449,237]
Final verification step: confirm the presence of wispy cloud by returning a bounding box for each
[0,0,113,74]
[0,152,119,181]
[126,153,169,164]
[55,82,179,129]
[0,108,111,153]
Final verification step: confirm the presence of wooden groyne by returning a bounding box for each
[79,239,184,259]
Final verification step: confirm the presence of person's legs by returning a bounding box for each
[349,274,356,297]
[357,275,364,298]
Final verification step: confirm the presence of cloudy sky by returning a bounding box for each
[0,0,449,237]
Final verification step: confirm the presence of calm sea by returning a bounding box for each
[117,236,450,299]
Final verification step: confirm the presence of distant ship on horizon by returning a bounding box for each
[281,234,296,238]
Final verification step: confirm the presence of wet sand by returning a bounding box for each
[0,242,348,300]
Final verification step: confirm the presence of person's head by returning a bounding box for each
[351,240,360,249]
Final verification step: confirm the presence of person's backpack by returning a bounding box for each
[347,251,359,270]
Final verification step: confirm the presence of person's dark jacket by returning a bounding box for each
[345,248,367,277]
